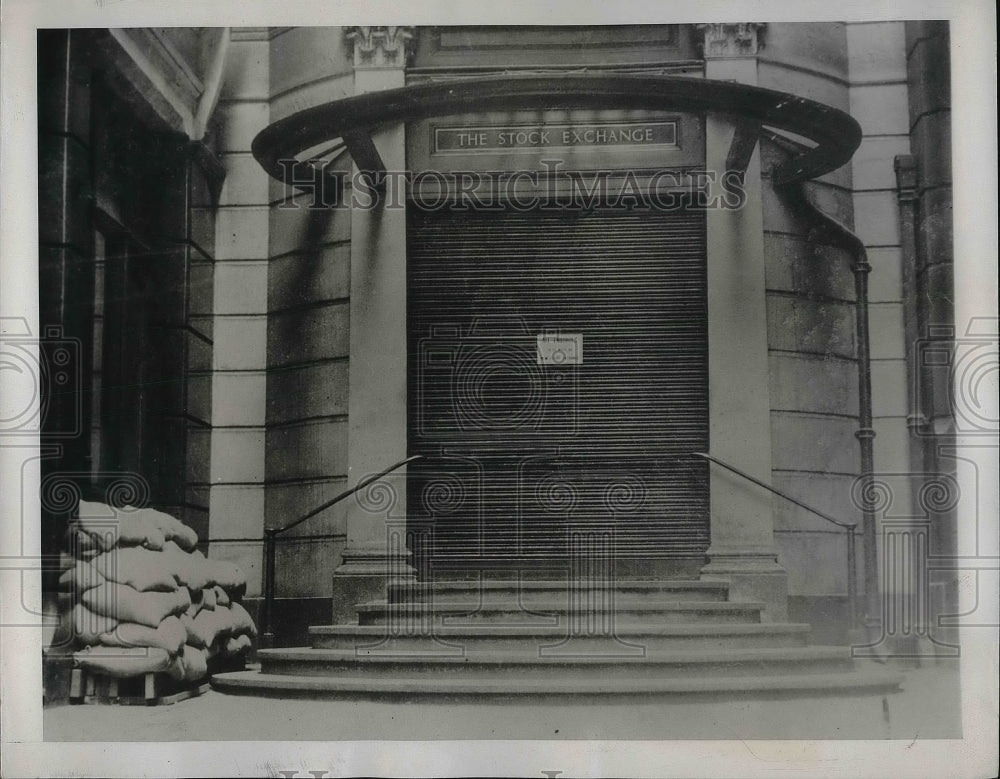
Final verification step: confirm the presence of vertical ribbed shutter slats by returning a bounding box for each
[407,203,708,570]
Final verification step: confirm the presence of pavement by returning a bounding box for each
[42,659,961,742]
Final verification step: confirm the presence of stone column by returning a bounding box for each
[697,24,788,620]
[208,28,270,604]
[332,27,416,622]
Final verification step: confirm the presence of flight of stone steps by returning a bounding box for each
[211,578,902,697]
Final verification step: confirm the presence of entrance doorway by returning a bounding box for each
[407,200,709,576]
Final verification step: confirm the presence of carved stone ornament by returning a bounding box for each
[345,26,416,68]
[695,23,765,57]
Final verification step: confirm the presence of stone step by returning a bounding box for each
[211,668,903,698]
[255,645,856,679]
[309,622,812,651]
[387,579,730,604]
[355,599,764,626]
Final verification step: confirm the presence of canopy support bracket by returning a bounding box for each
[725,119,761,183]
[342,129,387,191]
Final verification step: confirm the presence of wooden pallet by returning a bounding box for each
[69,668,210,706]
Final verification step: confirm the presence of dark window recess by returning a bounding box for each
[37,47,215,561]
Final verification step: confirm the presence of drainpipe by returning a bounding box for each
[192,28,231,141]
[766,131,879,630]
[785,181,879,630]
[894,155,928,477]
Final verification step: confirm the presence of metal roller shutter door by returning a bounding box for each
[407,202,709,572]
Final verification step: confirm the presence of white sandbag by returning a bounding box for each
[98,616,186,656]
[58,560,105,594]
[210,604,237,639]
[171,523,199,551]
[200,586,217,610]
[213,585,230,607]
[74,544,101,561]
[186,549,212,592]
[128,506,199,551]
[71,501,119,551]
[120,514,166,551]
[179,613,197,645]
[185,594,203,619]
[184,607,228,648]
[76,500,166,550]
[228,601,258,637]
[67,524,111,555]
[73,645,172,678]
[222,633,252,657]
[70,604,117,645]
[91,546,178,593]
[203,557,246,592]
[161,541,210,591]
[77,499,115,523]
[177,644,208,682]
[83,582,190,628]
[165,653,186,681]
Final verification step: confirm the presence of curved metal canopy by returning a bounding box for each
[253,73,861,194]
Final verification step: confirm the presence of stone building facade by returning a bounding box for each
[38,23,957,651]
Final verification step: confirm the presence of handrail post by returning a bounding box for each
[694,451,863,636]
[261,528,277,649]
[256,454,423,647]
[847,525,858,630]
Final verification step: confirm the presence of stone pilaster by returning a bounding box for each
[699,23,788,621]
[332,27,417,623]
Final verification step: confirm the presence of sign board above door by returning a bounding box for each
[434,121,678,154]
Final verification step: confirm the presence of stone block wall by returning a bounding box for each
[758,23,863,637]
[206,28,357,640]
[903,21,958,648]
[265,28,355,629]
[197,24,948,643]
[846,21,916,534]
[207,29,271,601]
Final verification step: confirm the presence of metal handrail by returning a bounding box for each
[260,454,423,647]
[692,452,860,628]
[260,450,861,643]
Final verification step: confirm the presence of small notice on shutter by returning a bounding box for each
[537,333,583,365]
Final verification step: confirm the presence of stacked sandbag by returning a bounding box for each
[60,500,257,683]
